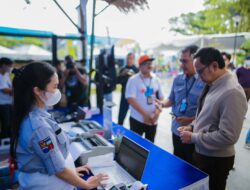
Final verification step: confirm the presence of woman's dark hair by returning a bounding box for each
[10,62,56,158]
[193,47,225,69]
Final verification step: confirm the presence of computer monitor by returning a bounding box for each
[116,136,149,180]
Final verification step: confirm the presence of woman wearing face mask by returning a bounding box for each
[10,62,108,190]
[236,55,250,102]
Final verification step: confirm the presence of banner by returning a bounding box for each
[80,0,88,34]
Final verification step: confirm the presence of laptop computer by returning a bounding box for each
[91,136,149,189]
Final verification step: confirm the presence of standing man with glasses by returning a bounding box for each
[157,45,204,164]
[126,55,164,142]
[179,47,248,190]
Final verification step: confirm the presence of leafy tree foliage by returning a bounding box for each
[169,0,250,35]
[0,36,43,48]
[104,0,149,13]
[241,39,250,55]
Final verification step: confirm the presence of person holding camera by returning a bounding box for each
[117,53,139,125]
[63,55,88,112]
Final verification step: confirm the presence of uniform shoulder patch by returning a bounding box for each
[39,137,54,153]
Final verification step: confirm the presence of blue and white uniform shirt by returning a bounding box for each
[16,107,70,175]
[168,74,205,135]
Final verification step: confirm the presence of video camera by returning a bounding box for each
[65,55,76,70]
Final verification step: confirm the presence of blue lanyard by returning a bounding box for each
[140,75,152,88]
[185,77,196,98]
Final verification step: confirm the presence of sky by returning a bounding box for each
[0,0,204,47]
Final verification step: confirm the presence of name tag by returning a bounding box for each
[147,96,153,105]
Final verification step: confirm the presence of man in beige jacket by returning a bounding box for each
[179,47,248,190]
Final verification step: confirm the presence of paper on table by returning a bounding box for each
[63,126,86,138]
[90,107,100,115]
[59,122,76,132]
[87,153,115,168]
[129,181,148,190]
[70,127,85,134]
[69,142,87,161]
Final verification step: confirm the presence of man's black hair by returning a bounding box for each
[0,57,13,66]
[194,47,225,69]
[181,45,199,55]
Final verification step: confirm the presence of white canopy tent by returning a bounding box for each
[0,45,21,59]
[153,32,250,53]
[13,44,52,60]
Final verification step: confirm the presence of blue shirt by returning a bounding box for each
[0,72,12,105]
[168,74,204,135]
[16,106,70,175]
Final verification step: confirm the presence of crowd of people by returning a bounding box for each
[0,46,249,190]
[119,47,249,190]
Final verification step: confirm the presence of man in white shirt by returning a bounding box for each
[0,57,13,139]
[125,55,164,142]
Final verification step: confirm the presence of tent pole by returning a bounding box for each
[52,35,57,65]
[88,0,96,107]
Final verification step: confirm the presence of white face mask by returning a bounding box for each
[41,89,61,106]
[245,60,250,66]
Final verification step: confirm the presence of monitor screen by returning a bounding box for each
[116,136,149,180]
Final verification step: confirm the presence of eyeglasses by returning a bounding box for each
[196,65,208,75]
[179,59,190,64]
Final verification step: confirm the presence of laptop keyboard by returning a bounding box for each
[110,167,132,184]
[92,163,135,187]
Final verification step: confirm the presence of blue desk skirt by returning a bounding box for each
[85,114,209,190]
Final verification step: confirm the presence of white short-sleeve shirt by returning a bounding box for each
[0,73,12,105]
[125,72,164,124]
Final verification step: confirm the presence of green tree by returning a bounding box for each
[169,0,250,35]
[241,39,250,54]
[57,40,78,60]
[169,0,250,66]
[0,36,43,48]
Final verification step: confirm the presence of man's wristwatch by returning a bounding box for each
[189,124,194,131]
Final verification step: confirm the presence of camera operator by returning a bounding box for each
[63,55,88,112]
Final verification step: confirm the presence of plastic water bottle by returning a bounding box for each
[245,129,250,149]
[103,101,113,140]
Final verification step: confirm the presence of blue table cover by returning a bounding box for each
[90,114,208,190]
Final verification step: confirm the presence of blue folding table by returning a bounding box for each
[90,114,209,190]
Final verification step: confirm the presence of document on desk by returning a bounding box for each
[69,127,85,135]
[69,142,87,161]
[59,122,76,132]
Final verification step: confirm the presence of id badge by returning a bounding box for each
[147,96,153,105]
[179,99,187,113]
